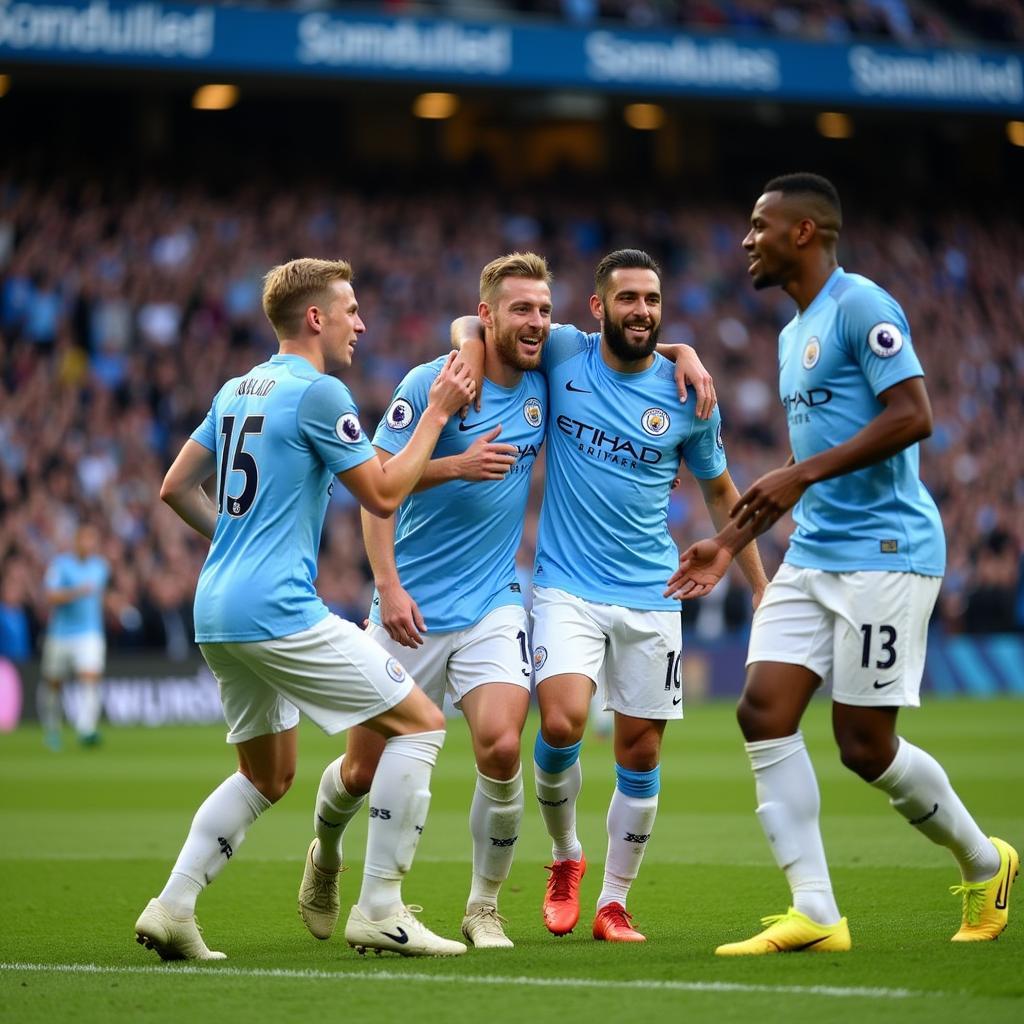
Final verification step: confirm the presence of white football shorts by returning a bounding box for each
[531,586,684,720]
[746,563,942,707]
[41,632,105,679]
[200,613,415,744]
[365,604,532,711]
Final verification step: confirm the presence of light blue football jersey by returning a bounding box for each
[190,353,377,642]
[45,555,109,636]
[535,325,726,610]
[369,356,546,632]
[779,267,945,575]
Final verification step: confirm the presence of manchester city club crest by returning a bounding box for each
[385,398,414,431]
[533,646,548,670]
[641,407,670,436]
[523,398,543,427]
[802,337,821,369]
[385,657,406,683]
[335,413,363,443]
[868,322,904,358]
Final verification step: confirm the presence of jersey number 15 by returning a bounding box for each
[218,415,264,517]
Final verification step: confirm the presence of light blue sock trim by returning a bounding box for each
[534,732,582,774]
[615,763,660,798]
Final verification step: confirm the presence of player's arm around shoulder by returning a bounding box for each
[340,353,475,517]
[654,342,717,419]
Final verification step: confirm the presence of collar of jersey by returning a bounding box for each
[270,353,319,373]
[798,266,845,321]
[596,345,661,382]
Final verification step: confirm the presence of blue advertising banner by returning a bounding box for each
[1,1,1022,112]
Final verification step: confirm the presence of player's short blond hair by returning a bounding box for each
[262,258,353,337]
[479,252,551,306]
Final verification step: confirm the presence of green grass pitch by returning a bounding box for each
[1,697,1021,1024]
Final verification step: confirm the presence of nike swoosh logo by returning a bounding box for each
[565,380,591,393]
[872,678,898,689]
[317,813,342,829]
[457,420,477,431]
[672,696,682,706]
[995,857,1013,910]
[777,934,831,952]
[380,927,409,944]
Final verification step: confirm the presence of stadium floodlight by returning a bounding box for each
[1007,121,1024,147]
[816,111,853,139]
[192,85,239,111]
[624,103,664,131]
[0,75,9,98]
[413,92,459,119]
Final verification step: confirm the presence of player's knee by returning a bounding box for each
[475,730,522,779]
[736,693,769,740]
[250,770,294,804]
[837,737,890,782]
[541,711,585,749]
[342,757,375,798]
[412,702,445,734]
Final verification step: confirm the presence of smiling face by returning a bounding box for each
[593,267,662,363]
[485,276,552,371]
[317,279,365,374]
[743,190,804,291]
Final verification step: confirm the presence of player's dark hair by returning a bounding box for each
[764,173,842,228]
[594,249,661,298]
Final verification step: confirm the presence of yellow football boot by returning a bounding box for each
[715,907,851,956]
[950,836,1019,942]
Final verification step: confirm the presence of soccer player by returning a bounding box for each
[39,523,109,749]
[456,249,768,942]
[134,258,475,961]
[297,252,549,951]
[666,173,1018,953]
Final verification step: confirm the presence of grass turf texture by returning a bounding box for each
[1,697,1021,1024]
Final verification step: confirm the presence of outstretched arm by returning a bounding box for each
[693,470,769,606]
[665,377,931,598]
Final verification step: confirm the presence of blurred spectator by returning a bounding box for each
[210,0,1017,43]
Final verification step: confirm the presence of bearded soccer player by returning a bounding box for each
[134,258,474,960]
[297,253,549,950]
[456,249,768,942]
[667,173,1017,953]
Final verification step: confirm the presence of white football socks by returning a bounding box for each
[159,772,271,918]
[746,733,842,925]
[38,684,62,733]
[598,788,658,911]
[870,737,1000,882]
[467,766,524,909]
[76,680,103,736]
[357,729,444,921]
[312,755,365,872]
[534,761,584,862]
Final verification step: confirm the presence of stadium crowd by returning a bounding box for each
[222,0,1024,45]
[0,177,1021,659]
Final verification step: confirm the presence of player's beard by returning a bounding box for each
[493,322,544,371]
[602,306,660,363]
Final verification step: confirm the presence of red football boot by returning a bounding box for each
[542,855,587,935]
[592,902,646,942]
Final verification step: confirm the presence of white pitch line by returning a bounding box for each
[0,961,931,1001]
